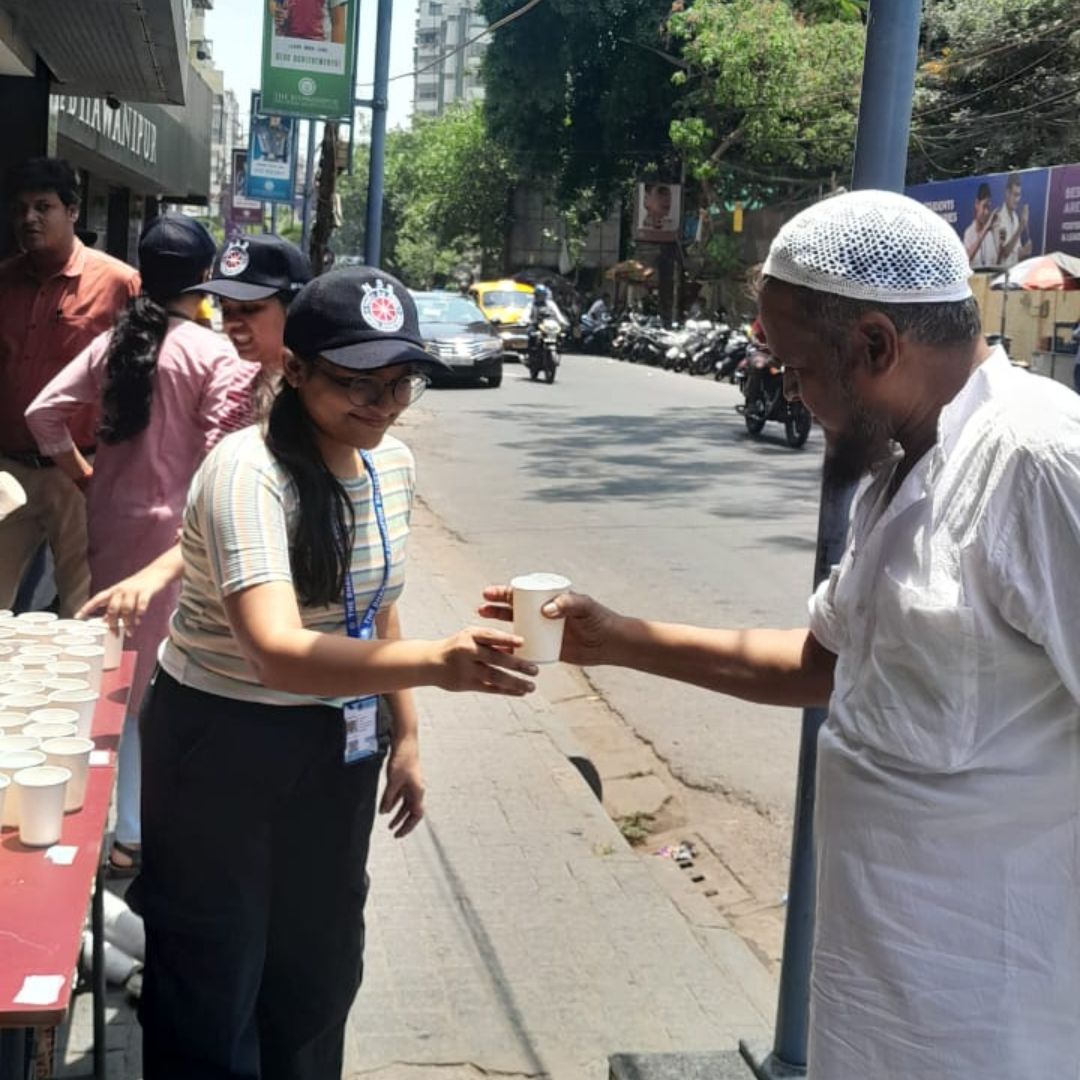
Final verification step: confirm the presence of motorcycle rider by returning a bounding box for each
[524,284,569,366]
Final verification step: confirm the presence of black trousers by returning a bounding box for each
[131,670,385,1080]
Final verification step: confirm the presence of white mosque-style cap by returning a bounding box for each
[762,189,974,305]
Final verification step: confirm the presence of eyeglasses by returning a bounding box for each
[314,360,430,408]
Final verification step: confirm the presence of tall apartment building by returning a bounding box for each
[189,3,243,214]
[413,1,488,118]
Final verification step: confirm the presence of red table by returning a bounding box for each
[0,654,133,1079]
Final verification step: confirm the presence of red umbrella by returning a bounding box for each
[991,252,1080,291]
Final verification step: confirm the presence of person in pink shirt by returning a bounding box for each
[25,213,240,875]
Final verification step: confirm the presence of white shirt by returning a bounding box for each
[996,204,1025,268]
[962,219,997,269]
[807,348,1080,1078]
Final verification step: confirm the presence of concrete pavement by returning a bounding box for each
[57,499,777,1079]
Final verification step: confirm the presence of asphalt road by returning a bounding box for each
[398,352,825,820]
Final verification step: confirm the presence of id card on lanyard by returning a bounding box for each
[342,449,392,763]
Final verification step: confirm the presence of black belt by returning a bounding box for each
[2,447,96,469]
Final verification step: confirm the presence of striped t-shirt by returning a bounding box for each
[160,424,415,707]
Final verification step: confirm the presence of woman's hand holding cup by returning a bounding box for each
[434,627,538,695]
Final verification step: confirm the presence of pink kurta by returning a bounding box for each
[26,317,242,707]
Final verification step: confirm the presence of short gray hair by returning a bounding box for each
[763,277,982,349]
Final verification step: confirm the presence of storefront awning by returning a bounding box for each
[3,0,189,105]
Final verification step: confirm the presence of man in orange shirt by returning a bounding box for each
[0,158,139,615]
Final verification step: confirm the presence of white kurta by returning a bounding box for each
[807,348,1080,1078]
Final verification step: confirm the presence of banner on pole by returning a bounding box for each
[231,149,265,225]
[246,92,300,204]
[260,0,358,120]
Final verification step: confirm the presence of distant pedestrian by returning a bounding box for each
[26,213,240,877]
[0,158,139,615]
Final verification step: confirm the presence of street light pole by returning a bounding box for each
[739,2,923,1077]
[364,0,393,266]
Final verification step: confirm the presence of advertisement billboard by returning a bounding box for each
[908,164,1080,268]
[246,92,299,205]
[230,149,264,226]
[635,182,682,244]
[260,0,358,120]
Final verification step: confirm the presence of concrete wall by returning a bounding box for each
[971,272,1080,364]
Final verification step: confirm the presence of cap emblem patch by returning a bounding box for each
[360,279,405,333]
[220,240,250,277]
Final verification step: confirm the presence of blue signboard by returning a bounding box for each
[246,91,299,205]
[907,167,1053,270]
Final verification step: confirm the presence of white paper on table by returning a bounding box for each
[45,845,78,866]
[13,974,66,1005]
[89,750,110,766]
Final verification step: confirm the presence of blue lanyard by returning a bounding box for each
[343,450,392,640]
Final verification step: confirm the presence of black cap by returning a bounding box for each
[138,214,217,300]
[284,267,449,372]
[192,235,313,301]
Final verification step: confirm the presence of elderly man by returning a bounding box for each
[484,190,1080,1077]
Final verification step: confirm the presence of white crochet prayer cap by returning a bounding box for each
[762,189,973,305]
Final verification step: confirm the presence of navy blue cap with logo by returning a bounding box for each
[138,214,216,300]
[191,234,313,302]
[284,267,449,373]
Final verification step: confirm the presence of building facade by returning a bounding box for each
[0,0,215,262]
[413,1,487,118]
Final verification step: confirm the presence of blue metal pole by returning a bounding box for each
[364,0,392,266]
[741,2,922,1076]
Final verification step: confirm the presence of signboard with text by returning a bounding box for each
[260,0,357,120]
[246,92,299,204]
[907,163,1080,269]
[230,149,264,226]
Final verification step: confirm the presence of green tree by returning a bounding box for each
[911,0,1080,182]
[669,0,865,207]
[375,103,517,287]
[479,0,682,215]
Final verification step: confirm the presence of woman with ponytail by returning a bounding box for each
[132,268,538,1080]
[26,213,240,873]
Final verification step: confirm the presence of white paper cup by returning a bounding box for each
[41,738,94,812]
[0,750,47,827]
[100,623,124,670]
[1,693,50,714]
[54,632,99,647]
[7,673,47,691]
[12,654,53,671]
[14,765,71,846]
[45,661,93,680]
[0,712,29,733]
[41,677,92,694]
[59,644,105,685]
[0,735,42,753]
[23,721,78,741]
[15,611,58,625]
[18,644,63,658]
[27,707,82,730]
[510,573,572,664]
[47,690,99,738]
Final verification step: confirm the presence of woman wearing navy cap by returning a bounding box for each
[26,214,241,878]
[75,232,314,874]
[133,268,538,1080]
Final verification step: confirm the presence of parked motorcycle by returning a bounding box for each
[527,317,562,383]
[714,328,751,382]
[577,312,616,354]
[737,346,813,448]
